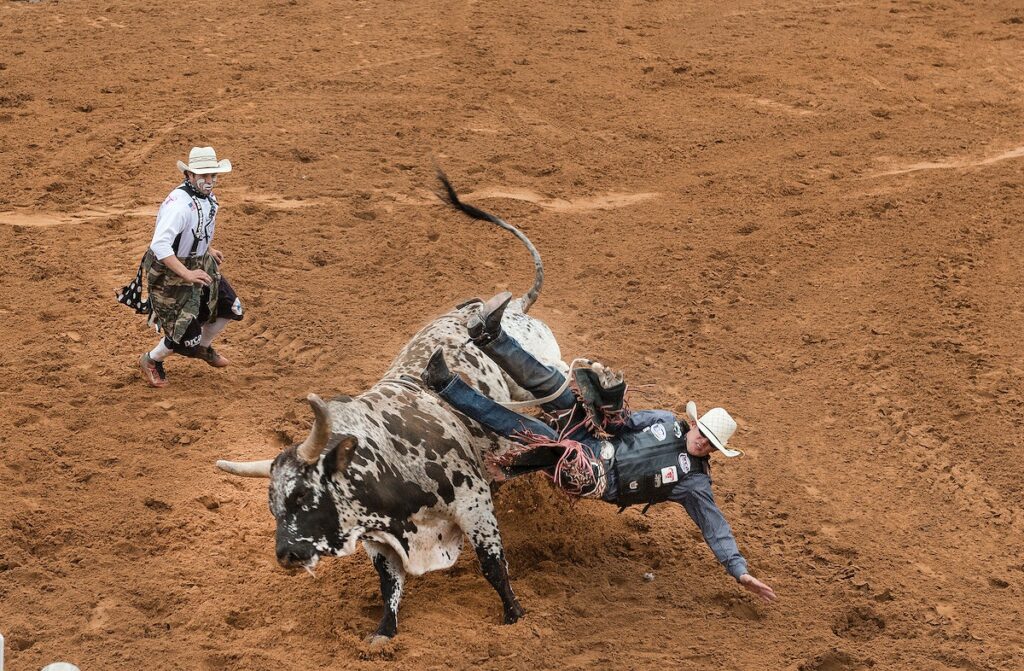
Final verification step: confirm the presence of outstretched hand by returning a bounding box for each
[739,574,777,603]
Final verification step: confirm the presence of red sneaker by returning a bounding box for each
[139,353,168,387]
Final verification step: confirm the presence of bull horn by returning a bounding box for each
[296,393,332,464]
[216,459,273,478]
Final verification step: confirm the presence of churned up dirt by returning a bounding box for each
[2,0,1024,669]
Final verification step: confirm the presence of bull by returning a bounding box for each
[216,174,562,640]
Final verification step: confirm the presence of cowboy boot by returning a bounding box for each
[597,380,629,428]
[421,347,455,391]
[572,368,607,435]
[467,291,513,346]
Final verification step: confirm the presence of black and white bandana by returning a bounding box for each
[179,178,217,252]
[115,258,153,316]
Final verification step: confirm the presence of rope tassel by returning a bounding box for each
[490,430,605,499]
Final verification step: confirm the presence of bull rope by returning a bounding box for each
[490,429,606,499]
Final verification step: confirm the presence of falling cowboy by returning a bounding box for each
[117,146,244,387]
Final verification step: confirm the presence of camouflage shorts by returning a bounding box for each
[144,250,221,347]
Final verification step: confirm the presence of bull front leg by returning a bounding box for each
[465,513,525,624]
[474,544,525,624]
[363,541,406,639]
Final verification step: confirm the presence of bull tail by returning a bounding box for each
[435,169,544,313]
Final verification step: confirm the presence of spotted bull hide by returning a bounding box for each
[217,174,564,640]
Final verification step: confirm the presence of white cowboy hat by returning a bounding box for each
[177,146,232,175]
[686,401,743,457]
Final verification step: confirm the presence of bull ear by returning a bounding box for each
[296,393,332,464]
[323,434,359,474]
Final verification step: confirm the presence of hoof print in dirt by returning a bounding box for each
[832,605,886,641]
[798,649,871,671]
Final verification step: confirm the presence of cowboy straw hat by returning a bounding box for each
[686,401,743,457]
[177,146,232,175]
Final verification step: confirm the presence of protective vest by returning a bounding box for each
[608,420,709,510]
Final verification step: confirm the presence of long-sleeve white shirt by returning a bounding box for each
[149,186,218,260]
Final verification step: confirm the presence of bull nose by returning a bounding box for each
[276,541,315,567]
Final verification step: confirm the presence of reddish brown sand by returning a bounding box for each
[2,0,1024,669]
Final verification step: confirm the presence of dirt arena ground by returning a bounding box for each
[2,0,1024,669]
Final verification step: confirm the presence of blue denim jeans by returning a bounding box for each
[435,331,573,440]
[480,331,578,414]
[435,374,559,440]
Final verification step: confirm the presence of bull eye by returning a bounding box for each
[286,488,310,509]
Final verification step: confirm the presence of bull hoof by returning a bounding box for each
[365,634,394,648]
[503,602,526,624]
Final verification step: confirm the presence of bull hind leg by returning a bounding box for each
[364,541,406,639]
[464,512,525,624]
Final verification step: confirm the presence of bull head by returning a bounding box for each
[216,393,362,569]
